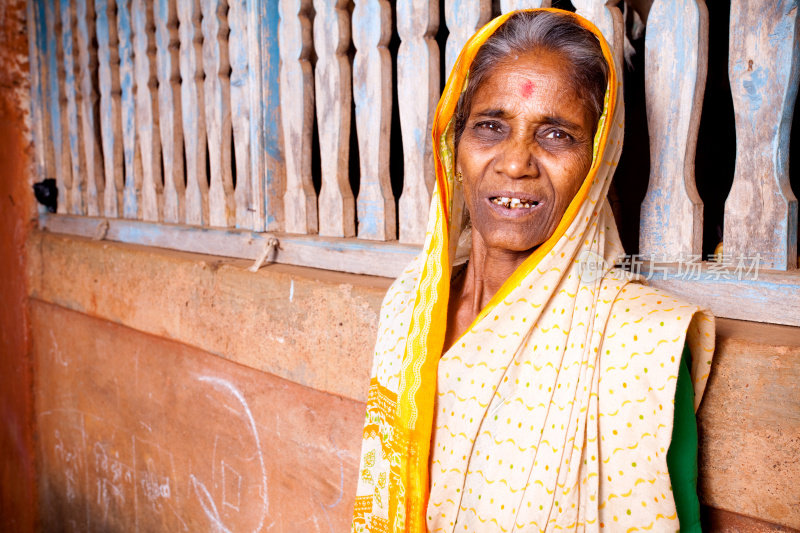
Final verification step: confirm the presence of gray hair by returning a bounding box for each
[454,10,609,147]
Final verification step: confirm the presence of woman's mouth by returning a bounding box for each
[489,196,540,209]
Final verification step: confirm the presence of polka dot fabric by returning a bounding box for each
[352,9,715,533]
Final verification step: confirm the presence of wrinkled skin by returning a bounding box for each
[445,48,597,351]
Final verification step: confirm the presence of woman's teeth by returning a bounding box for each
[491,196,537,209]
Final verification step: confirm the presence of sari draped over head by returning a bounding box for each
[352,8,715,533]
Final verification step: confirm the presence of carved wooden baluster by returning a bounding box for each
[117,0,140,218]
[639,0,707,261]
[724,0,799,270]
[155,0,185,223]
[572,0,624,70]
[397,0,439,244]
[229,0,252,229]
[133,0,162,221]
[46,0,69,214]
[279,0,316,234]
[499,0,550,12]
[353,0,394,240]
[314,0,354,237]
[95,0,124,218]
[27,0,52,184]
[76,0,104,215]
[444,0,491,74]
[178,0,208,225]
[203,0,235,227]
[61,0,87,215]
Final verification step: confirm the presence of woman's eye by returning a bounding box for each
[543,129,571,141]
[475,121,502,133]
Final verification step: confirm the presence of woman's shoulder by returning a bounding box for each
[607,279,702,328]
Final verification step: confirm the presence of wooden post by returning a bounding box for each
[45,0,69,214]
[499,0,550,12]
[397,0,439,244]
[314,0,355,237]
[353,0,395,240]
[118,0,140,219]
[724,0,799,271]
[444,0,490,74]
[572,0,624,70]
[279,0,317,234]
[96,0,124,218]
[27,0,52,185]
[229,0,253,230]
[61,0,87,215]
[202,0,235,228]
[639,0,707,261]
[133,0,162,221]
[178,0,208,225]
[155,0,185,224]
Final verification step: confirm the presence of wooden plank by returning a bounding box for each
[117,0,140,219]
[353,0,395,240]
[724,0,799,271]
[396,0,439,244]
[60,0,86,215]
[178,0,208,225]
[155,0,185,224]
[95,0,124,218]
[202,0,235,228]
[228,0,252,230]
[75,0,104,216]
[39,213,421,279]
[639,0,707,261]
[279,0,317,234]
[314,0,355,237]
[27,0,51,184]
[572,0,624,69]
[133,0,162,221]
[45,0,69,214]
[499,0,550,12]
[443,0,490,74]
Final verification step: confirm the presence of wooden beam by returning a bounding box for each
[443,0,491,75]
[229,0,253,230]
[117,0,140,219]
[724,0,799,271]
[639,0,707,261]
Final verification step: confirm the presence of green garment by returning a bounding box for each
[666,344,702,532]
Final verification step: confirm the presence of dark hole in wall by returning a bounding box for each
[389,1,404,239]
[230,130,237,190]
[436,0,449,93]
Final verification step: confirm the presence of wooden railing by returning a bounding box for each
[26,0,800,325]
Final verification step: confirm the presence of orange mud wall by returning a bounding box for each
[0,0,37,529]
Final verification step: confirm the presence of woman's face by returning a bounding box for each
[456,48,597,254]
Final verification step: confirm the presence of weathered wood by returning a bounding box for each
[639,0,707,261]
[60,0,86,215]
[27,0,51,184]
[117,0,140,219]
[444,0,491,74]
[229,0,252,230]
[499,0,550,13]
[76,0,104,216]
[45,0,69,214]
[178,0,209,225]
[572,0,624,69]
[40,213,421,281]
[279,0,317,234]
[724,0,799,271]
[202,0,235,228]
[133,0,162,221]
[314,0,354,237]
[155,0,185,224]
[353,0,395,240]
[397,0,439,244]
[95,0,124,218]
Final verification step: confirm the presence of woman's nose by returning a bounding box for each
[494,136,538,179]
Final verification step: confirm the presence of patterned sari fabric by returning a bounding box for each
[352,9,715,533]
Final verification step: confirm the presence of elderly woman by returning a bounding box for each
[353,9,714,533]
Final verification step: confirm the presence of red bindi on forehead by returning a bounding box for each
[520,79,535,99]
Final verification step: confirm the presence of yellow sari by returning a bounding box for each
[352,9,714,533]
